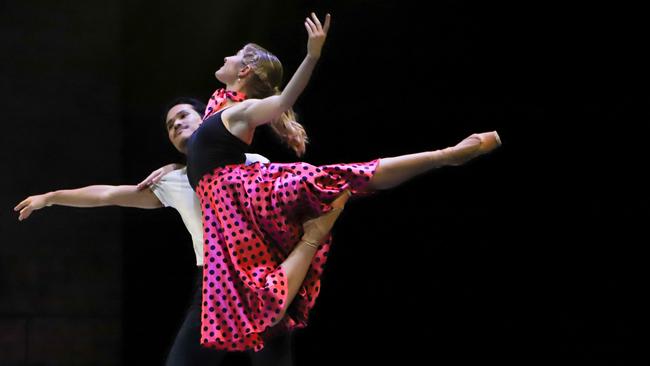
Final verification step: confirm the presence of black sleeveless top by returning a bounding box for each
[186,109,249,189]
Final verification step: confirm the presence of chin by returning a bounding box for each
[174,137,188,150]
[214,75,225,84]
[175,142,187,154]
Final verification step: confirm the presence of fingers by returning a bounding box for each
[310,12,331,32]
[310,12,322,29]
[18,207,32,221]
[303,21,313,36]
[306,12,331,36]
[151,173,163,185]
[14,198,29,212]
[305,17,317,35]
[137,170,161,190]
[322,13,331,33]
[137,176,154,190]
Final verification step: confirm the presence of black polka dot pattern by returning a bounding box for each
[196,159,379,351]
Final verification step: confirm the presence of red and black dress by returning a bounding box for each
[186,94,379,351]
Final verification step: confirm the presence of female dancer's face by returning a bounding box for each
[214,49,244,84]
[165,104,202,153]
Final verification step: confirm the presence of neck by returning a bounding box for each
[221,100,239,110]
[225,81,246,94]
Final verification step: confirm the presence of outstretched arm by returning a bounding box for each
[15,185,162,221]
[230,12,331,128]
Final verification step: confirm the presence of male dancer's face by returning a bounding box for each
[165,104,202,153]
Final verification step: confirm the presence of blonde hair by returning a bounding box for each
[241,43,308,156]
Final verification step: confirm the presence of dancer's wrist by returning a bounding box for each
[44,191,56,206]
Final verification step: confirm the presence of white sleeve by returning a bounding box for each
[150,184,169,207]
[244,153,270,165]
[150,177,172,208]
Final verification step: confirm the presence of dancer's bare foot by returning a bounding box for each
[301,190,351,248]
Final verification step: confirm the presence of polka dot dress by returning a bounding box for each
[196,160,379,351]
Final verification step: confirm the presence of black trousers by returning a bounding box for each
[165,269,294,366]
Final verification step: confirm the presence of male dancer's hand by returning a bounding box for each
[137,163,183,190]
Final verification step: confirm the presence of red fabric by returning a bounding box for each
[196,160,379,351]
[203,89,247,120]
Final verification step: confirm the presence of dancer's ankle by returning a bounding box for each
[428,149,454,167]
[299,238,320,250]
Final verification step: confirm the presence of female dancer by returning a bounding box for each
[185,12,501,352]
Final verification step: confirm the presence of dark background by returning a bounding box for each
[2,0,648,365]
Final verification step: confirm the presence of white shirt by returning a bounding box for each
[150,153,270,266]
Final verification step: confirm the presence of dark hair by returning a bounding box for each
[162,97,206,127]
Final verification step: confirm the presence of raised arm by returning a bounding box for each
[229,13,331,128]
[15,185,162,221]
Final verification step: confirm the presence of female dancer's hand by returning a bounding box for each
[137,163,183,190]
[14,193,51,221]
[305,12,331,59]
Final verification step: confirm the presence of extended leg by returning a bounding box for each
[368,131,501,190]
